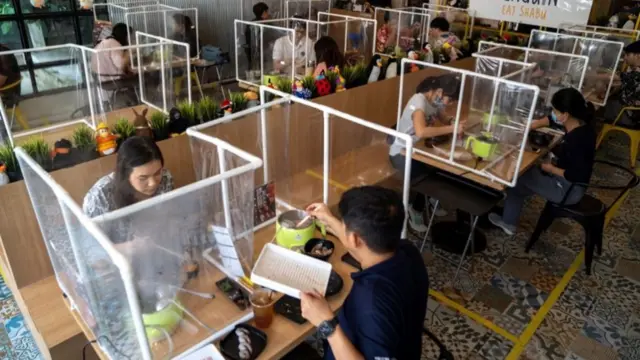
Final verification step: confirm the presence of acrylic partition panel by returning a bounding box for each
[374,8,431,57]
[316,12,376,65]
[397,59,539,188]
[558,23,640,45]
[421,3,475,39]
[15,148,152,360]
[93,132,259,358]
[284,0,331,20]
[0,45,96,147]
[235,20,297,87]
[190,86,412,236]
[240,0,285,21]
[93,3,167,26]
[473,41,589,91]
[528,30,625,106]
[134,32,191,113]
[473,54,534,79]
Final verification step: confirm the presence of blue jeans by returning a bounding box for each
[503,167,585,226]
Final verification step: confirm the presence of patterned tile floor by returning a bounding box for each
[0,134,638,359]
[418,132,640,359]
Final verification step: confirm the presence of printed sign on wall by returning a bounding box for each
[469,0,594,28]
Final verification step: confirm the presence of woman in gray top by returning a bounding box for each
[83,136,174,219]
[389,75,465,233]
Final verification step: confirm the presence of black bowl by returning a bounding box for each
[528,130,553,148]
[304,238,335,261]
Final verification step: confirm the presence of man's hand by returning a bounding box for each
[301,290,334,327]
[306,203,335,227]
[540,162,555,173]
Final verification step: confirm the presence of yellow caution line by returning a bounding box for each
[429,289,520,343]
[305,170,349,191]
[505,250,584,360]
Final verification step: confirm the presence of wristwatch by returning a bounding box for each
[318,317,339,339]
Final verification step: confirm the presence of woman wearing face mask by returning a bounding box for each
[388,74,464,232]
[489,88,597,235]
[83,136,174,218]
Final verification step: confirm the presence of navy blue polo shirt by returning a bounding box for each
[324,241,429,360]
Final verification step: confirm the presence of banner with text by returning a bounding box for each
[469,0,593,28]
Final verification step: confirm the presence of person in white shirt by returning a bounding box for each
[272,20,315,74]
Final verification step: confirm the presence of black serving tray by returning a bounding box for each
[274,295,306,324]
[216,277,249,310]
[219,324,267,360]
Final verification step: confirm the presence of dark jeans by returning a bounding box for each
[503,167,585,226]
[389,154,436,212]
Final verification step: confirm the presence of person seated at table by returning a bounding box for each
[83,136,174,218]
[388,74,465,231]
[313,36,345,77]
[600,40,640,129]
[273,19,316,74]
[489,88,596,235]
[245,2,270,70]
[0,44,20,90]
[300,186,428,360]
[428,17,462,62]
[92,23,133,81]
[171,14,198,58]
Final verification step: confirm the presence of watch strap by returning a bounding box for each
[319,316,339,339]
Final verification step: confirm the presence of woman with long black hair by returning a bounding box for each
[312,36,345,77]
[489,87,597,235]
[83,136,174,218]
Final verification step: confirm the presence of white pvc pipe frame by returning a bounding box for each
[284,0,331,20]
[234,19,296,88]
[17,134,262,359]
[0,39,178,147]
[421,2,476,39]
[557,23,640,42]
[316,11,377,56]
[475,41,589,92]
[527,30,625,107]
[372,7,431,57]
[124,6,200,59]
[135,31,192,113]
[395,58,540,188]
[190,85,414,238]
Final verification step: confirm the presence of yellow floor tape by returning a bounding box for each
[505,250,584,359]
[305,170,349,191]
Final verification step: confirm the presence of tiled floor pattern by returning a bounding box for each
[0,277,42,359]
[419,132,640,360]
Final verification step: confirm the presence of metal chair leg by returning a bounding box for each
[420,199,439,253]
[453,215,478,282]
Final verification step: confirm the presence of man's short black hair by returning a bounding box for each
[338,186,405,254]
[430,17,450,32]
[416,76,441,93]
[624,40,640,54]
[416,74,460,97]
[253,2,269,19]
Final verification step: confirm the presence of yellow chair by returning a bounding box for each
[174,70,204,99]
[596,106,640,168]
[0,78,29,130]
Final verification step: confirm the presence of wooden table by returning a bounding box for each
[68,224,353,360]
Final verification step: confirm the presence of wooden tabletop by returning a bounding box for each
[65,224,353,360]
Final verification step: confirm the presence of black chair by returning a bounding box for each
[423,327,454,360]
[525,160,639,275]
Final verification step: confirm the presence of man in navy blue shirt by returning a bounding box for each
[301,186,429,360]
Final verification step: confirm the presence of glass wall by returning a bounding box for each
[0,0,94,96]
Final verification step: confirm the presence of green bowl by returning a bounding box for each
[482,113,506,127]
[263,74,280,87]
[142,301,184,343]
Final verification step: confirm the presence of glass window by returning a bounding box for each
[0,0,15,15]
[78,14,94,46]
[25,17,76,63]
[20,70,33,95]
[0,21,22,50]
[33,63,81,92]
[19,0,72,13]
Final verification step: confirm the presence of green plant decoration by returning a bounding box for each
[324,70,339,92]
[197,96,219,122]
[21,137,51,168]
[301,75,317,97]
[177,101,198,125]
[275,77,293,95]
[343,62,367,89]
[229,92,248,113]
[0,144,18,174]
[149,111,168,131]
[113,118,135,141]
[72,125,96,151]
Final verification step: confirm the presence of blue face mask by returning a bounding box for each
[550,112,561,125]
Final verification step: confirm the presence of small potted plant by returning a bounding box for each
[343,62,367,89]
[0,144,21,182]
[301,75,317,98]
[72,125,98,163]
[197,96,219,123]
[229,92,248,113]
[112,118,135,149]
[149,111,169,141]
[177,101,198,126]
[324,70,339,93]
[21,137,52,171]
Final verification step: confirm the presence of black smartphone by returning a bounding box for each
[341,252,362,270]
